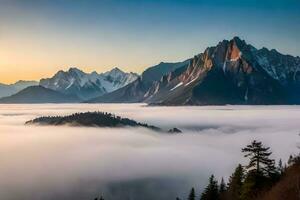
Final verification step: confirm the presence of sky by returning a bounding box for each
[0,0,299,84]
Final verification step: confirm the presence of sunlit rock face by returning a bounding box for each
[145,37,300,105]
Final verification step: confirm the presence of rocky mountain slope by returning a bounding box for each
[87,61,190,103]
[146,37,300,105]
[40,67,138,100]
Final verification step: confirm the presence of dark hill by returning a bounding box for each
[25,111,160,131]
[0,86,80,103]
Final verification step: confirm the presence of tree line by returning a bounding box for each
[181,140,300,200]
[26,111,159,130]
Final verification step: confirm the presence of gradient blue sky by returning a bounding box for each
[0,0,299,83]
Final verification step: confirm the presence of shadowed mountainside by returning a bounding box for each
[0,86,80,103]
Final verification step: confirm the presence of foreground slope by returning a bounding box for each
[0,86,80,103]
[259,161,300,200]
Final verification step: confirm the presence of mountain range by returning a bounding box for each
[1,37,300,105]
[88,37,300,105]
[40,67,138,100]
[87,61,190,103]
[0,67,138,103]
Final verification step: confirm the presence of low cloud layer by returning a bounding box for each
[0,104,299,200]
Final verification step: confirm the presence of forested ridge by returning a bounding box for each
[26,112,160,130]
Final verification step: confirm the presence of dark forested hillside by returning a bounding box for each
[25,112,160,130]
[175,140,300,200]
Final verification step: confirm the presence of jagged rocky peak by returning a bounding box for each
[68,67,83,73]
[204,37,246,66]
[184,37,256,77]
[104,67,124,76]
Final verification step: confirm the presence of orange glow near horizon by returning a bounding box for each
[0,34,186,84]
[0,39,152,84]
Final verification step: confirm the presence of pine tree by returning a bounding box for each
[278,159,284,174]
[288,155,294,166]
[227,164,244,200]
[188,187,196,200]
[242,140,276,176]
[94,195,104,200]
[219,177,226,200]
[200,174,219,200]
[241,140,277,199]
[219,178,226,193]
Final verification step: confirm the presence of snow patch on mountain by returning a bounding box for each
[185,78,197,86]
[170,82,183,91]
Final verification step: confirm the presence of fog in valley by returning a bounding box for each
[0,104,299,200]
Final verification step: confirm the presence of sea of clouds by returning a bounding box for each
[0,104,299,200]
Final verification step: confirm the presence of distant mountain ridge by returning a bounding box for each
[40,67,138,100]
[87,60,190,103]
[0,80,38,98]
[0,86,79,103]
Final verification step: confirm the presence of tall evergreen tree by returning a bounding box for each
[219,177,226,200]
[219,178,226,194]
[277,159,284,174]
[242,140,276,176]
[200,174,219,200]
[188,187,196,200]
[241,140,276,200]
[226,164,244,200]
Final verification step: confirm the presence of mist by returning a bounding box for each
[0,104,299,200]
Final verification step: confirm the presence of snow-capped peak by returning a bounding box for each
[103,67,125,77]
[39,67,139,100]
